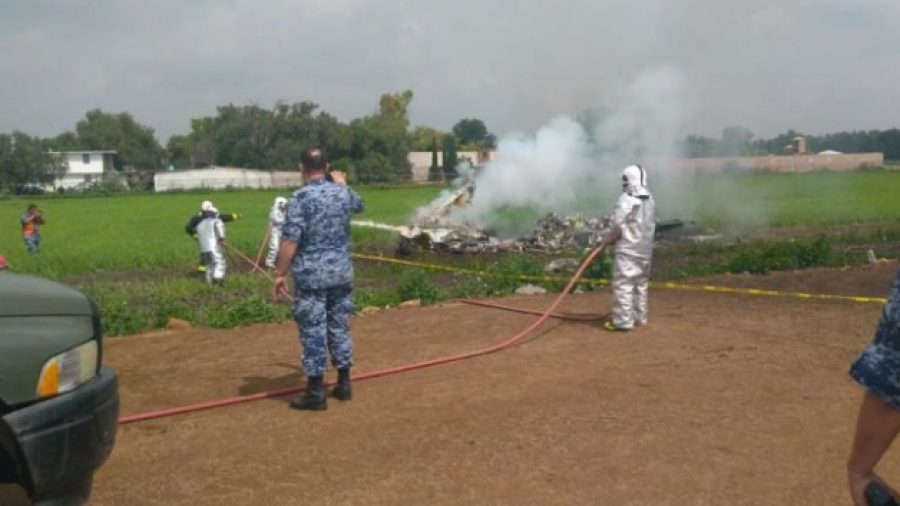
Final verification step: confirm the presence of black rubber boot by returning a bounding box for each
[289,375,327,411]
[332,368,352,401]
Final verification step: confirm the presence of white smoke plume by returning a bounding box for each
[466,116,597,228]
[410,64,767,235]
[464,65,695,233]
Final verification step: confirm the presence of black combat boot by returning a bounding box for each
[332,368,352,401]
[289,375,327,411]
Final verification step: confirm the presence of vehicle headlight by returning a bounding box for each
[37,340,99,398]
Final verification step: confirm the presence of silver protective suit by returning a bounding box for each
[265,197,288,268]
[611,165,656,329]
[196,210,226,283]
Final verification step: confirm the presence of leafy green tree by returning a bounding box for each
[48,131,81,151]
[452,118,494,150]
[0,132,67,190]
[876,129,900,160]
[354,153,394,183]
[176,101,352,170]
[681,134,719,158]
[74,109,166,170]
[442,135,459,180]
[752,129,803,155]
[720,126,755,156]
[165,134,192,169]
[429,137,442,182]
[346,91,414,181]
[378,90,414,123]
[409,125,446,151]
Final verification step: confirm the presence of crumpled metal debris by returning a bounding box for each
[519,212,612,252]
[397,211,615,255]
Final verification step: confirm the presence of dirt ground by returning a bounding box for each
[6,262,900,505]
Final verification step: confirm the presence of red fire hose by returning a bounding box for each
[118,244,608,425]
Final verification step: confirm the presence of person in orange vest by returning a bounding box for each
[21,204,44,253]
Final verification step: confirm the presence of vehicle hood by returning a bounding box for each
[0,273,92,317]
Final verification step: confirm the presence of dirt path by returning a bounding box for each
[23,263,900,505]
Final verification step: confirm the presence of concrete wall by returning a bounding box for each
[154,167,303,192]
[409,151,883,182]
[407,150,497,183]
[408,152,441,183]
[654,153,884,174]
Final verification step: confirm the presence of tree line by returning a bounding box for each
[682,126,900,159]
[3,91,900,191]
[0,91,500,190]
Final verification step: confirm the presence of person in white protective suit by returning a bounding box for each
[600,164,656,331]
[196,206,227,284]
[265,197,288,269]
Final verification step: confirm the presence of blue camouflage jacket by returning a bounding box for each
[850,267,900,408]
[282,179,365,290]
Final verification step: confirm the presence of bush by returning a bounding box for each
[355,154,396,184]
[152,296,196,328]
[203,295,290,328]
[355,288,402,310]
[94,295,151,337]
[727,236,834,275]
[477,255,558,295]
[396,269,441,305]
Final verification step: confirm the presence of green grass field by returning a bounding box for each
[2,171,900,279]
[665,171,900,228]
[3,171,898,336]
[0,186,442,278]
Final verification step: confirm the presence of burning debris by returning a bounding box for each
[411,178,477,228]
[390,211,617,255]
[352,167,697,255]
[355,212,695,256]
[519,213,611,251]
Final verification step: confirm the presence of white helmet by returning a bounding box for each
[275,197,287,206]
[208,206,219,216]
[621,164,647,190]
[201,200,214,212]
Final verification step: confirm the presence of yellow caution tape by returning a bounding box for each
[352,253,888,305]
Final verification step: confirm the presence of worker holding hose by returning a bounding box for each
[847,268,900,505]
[185,200,242,273]
[196,206,227,284]
[600,164,656,332]
[272,147,365,411]
[265,196,288,269]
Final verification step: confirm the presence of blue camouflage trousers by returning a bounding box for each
[849,267,900,408]
[293,284,355,377]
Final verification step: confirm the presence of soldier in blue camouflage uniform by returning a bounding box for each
[847,267,900,504]
[272,147,364,411]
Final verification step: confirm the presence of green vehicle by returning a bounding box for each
[0,273,118,505]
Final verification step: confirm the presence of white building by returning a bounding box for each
[50,150,118,190]
[154,167,303,192]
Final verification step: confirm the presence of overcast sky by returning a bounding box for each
[1,0,898,142]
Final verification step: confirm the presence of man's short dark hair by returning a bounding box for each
[300,148,328,171]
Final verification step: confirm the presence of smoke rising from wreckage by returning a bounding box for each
[353,174,698,256]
